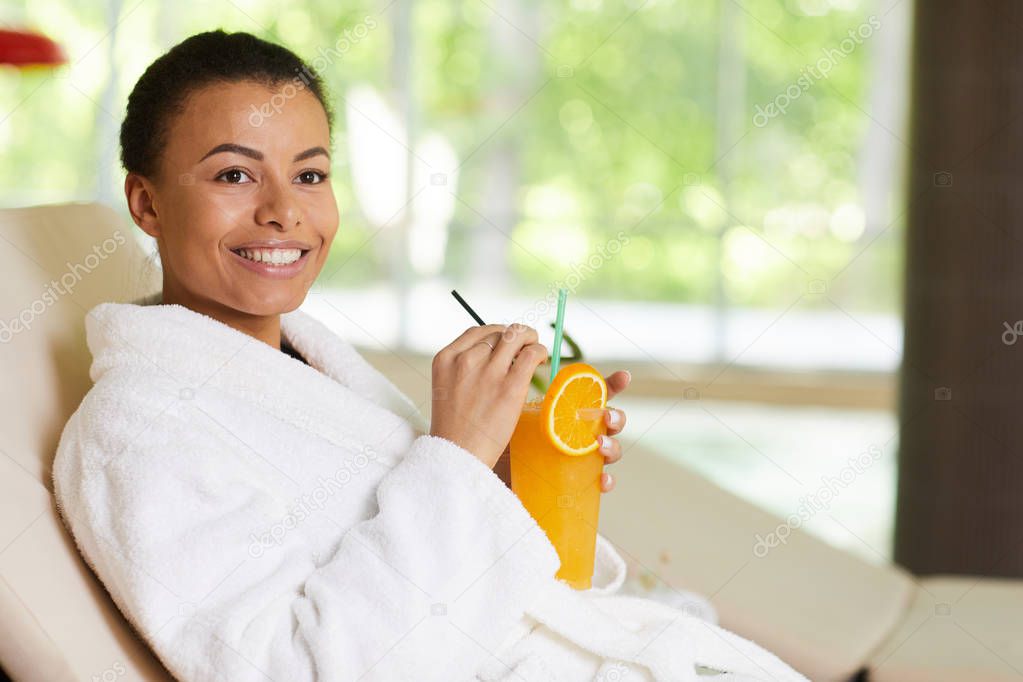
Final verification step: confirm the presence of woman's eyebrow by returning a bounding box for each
[198,143,330,163]
[293,146,330,162]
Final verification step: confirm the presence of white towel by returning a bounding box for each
[52,300,808,682]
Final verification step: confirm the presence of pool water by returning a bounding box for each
[611,397,897,564]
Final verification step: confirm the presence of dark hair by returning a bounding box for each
[119,30,333,178]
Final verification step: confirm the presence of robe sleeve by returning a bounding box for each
[53,392,562,682]
[590,533,628,594]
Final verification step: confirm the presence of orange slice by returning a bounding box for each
[541,362,608,456]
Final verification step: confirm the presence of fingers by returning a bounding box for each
[603,370,629,438]
[605,407,626,436]
[598,433,622,464]
[506,342,548,387]
[456,331,503,369]
[443,324,511,355]
[605,370,632,401]
[599,434,620,493]
[491,323,539,371]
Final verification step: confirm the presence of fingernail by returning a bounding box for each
[604,472,614,487]
[623,370,632,383]
[599,435,611,452]
[607,409,621,427]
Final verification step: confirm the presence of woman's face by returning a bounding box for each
[131,79,338,317]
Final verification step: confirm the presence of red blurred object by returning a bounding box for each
[0,29,66,67]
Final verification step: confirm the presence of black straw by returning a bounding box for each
[450,289,486,326]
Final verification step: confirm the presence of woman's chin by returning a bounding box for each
[228,288,309,317]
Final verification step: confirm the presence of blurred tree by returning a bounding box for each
[0,0,903,317]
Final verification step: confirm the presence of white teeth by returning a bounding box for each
[235,248,303,265]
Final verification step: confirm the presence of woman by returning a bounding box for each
[52,30,807,682]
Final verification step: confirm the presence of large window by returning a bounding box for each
[2,0,909,365]
[1,0,911,559]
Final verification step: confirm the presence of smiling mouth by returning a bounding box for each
[227,245,315,280]
[230,246,310,265]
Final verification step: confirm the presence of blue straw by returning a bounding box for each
[550,288,568,382]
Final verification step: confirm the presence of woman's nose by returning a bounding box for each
[254,181,301,229]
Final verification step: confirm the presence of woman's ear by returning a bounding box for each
[125,173,161,239]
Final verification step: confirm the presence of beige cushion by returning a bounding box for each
[868,576,1023,681]
[598,446,915,681]
[0,202,171,681]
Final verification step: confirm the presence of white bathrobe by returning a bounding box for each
[52,300,809,682]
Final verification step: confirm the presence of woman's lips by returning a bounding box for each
[228,247,313,280]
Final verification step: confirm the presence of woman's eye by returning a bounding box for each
[216,169,253,184]
[296,170,328,184]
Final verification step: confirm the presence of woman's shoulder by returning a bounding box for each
[54,369,185,476]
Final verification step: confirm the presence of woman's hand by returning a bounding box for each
[430,324,548,469]
[597,370,631,493]
[494,369,631,492]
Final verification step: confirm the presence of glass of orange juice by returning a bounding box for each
[509,363,608,590]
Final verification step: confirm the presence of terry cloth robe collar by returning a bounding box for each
[85,297,429,468]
